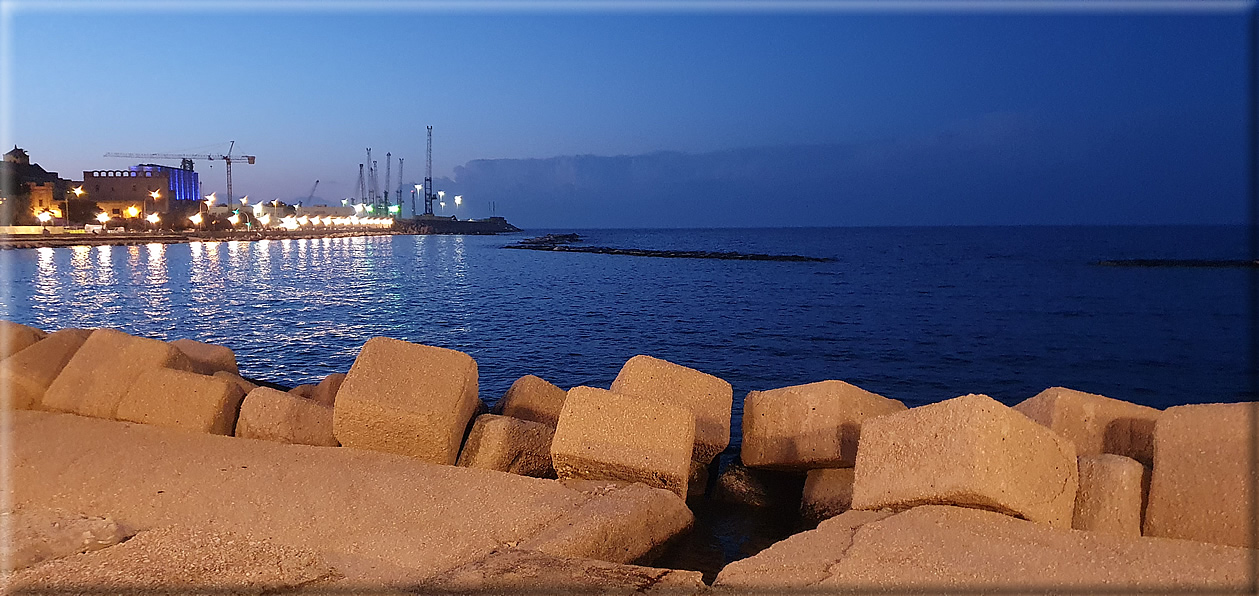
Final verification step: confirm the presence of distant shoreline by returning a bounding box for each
[0,230,408,250]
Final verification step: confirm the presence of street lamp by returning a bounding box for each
[95,212,109,232]
[36,210,52,232]
[454,194,462,218]
[189,212,203,231]
[147,190,160,232]
[70,185,84,226]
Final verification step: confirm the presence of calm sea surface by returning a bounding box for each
[2,225,1251,576]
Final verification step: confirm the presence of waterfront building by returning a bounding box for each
[83,164,199,218]
[2,146,72,220]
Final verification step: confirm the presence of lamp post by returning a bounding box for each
[438,190,445,214]
[70,185,84,227]
[36,210,52,233]
[147,190,160,232]
[453,195,462,219]
[95,212,109,233]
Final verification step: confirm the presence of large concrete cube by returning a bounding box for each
[42,329,192,420]
[1144,402,1257,548]
[1014,386,1161,466]
[236,387,338,447]
[610,355,732,464]
[551,386,695,498]
[332,337,479,464]
[851,393,1079,528]
[310,372,346,408]
[742,380,907,470]
[494,374,567,427]
[457,414,556,478]
[169,338,239,376]
[213,371,257,397]
[801,467,856,523]
[116,368,246,435]
[1073,454,1145,537]
[0,328,92,410]
[0,321,47,360]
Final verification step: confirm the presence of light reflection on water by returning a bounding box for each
[0,227,1249,418]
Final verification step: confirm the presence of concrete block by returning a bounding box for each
[551,386,695,498]
[116,368,246,435]
[687,459,709,498]
[742,379,907,470]
[457,413,556,478]
[310,372,346,408]
[0,321,47,360]
[422,548,706,595]
[42,329,192,420]
[212,371,257,396]
[169,338,238,376]
[236,387,338,447]
[0,328,92,410]
[851,394,1079,528]
[494,374,567,427]
[333,337,479,464]
[714,505,1251,592]
[610,355,732,464]
[1073,454,1145,537]
[519,482,694,565]
[289,383,317,399]
[1144,402,1257,548]
[802,467,856,523]
[1014,386,1161,466]
[712,462,806,508]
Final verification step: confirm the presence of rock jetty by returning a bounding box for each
[2,319,1252,593]
[505,233,835,262]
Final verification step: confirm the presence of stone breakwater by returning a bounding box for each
[504,233,836,262]
[1,320,1253,593]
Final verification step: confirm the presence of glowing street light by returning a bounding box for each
[126,205,140,218]
[240,195,249,206]
[95,212,110,224]
[146,213,160,224]
[228,213,241,226]
[36,210,52,232]
[454,195,462,206]
[189,213,204,225]
[72,186,84,198]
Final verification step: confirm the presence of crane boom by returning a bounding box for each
[104,143,256,203]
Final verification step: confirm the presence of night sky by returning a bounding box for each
[5,2,1252,227]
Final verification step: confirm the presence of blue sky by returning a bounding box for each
[3,2,1252,225]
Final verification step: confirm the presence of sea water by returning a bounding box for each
[2,225,1251,576]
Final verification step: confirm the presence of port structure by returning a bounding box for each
[423,126,436,216]
[105,140,255,204]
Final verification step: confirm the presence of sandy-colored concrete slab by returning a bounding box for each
[6,410,642,587]
[552,386,695,498]
[422,548,706,595]
[1014,386,1161,466]
[213,370,257,396]
[170,337,240,376]
[715,505,1252,593]
[742,379,906,471]
[41,328,192,419]
[0,320,46,360]
[495,373,568,427]
[0,327,92,410]
[236,386,337,446]
[1073,454,1145,537]
[610,354,733,464]
[333,337,480,465]
[3,507,131,572]
[115,368,245,435]
[8,525,336,595]
[1144,401,1258,548]
[519,482,694,565]
[457,413,555,477]
[852,393,1078,528]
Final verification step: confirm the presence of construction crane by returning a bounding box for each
[424,126,435,216]
[104,141,256,204]
[305,180,319,206]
